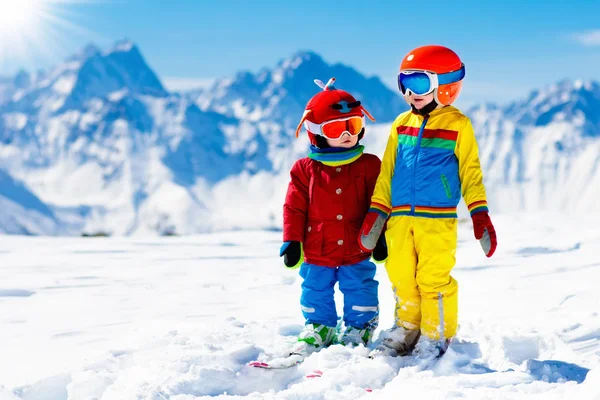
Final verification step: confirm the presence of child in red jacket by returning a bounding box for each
[281,78,387,355]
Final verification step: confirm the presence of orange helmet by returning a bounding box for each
[399,45,465,105]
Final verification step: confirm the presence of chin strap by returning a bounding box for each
[411,99,439,116]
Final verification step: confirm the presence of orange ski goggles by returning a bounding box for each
[304,116,365,140]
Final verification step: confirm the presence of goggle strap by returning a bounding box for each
[437,65,466,85]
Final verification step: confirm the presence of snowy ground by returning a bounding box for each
[0,213,599,399]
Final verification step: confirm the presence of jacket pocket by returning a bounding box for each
[440,174,452,199]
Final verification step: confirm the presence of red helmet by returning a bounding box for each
[399,45,465,105]
[295,78,375,146]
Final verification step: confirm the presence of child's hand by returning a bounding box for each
[359,211,387,252]
[280,241,303,269]
[472,212,497,257]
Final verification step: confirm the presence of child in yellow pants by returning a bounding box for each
[358,45,498,360]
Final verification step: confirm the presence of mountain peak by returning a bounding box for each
[553,78,598,92]
[290,50,322,61]
[70,43,102,61]
[59,41,167,108]
[194,49,406,125]
[108,39,137,54]
[278,50,325,71]
[501,78,600,134]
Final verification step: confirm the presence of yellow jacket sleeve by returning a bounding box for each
[369,122,397,217]
[455,117,489,215]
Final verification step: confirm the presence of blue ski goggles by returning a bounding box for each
[398,65,466,96]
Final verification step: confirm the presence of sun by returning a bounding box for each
[0,0,98,73]
[0,0,42,31]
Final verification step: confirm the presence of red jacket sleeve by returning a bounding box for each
[283,159,310,242]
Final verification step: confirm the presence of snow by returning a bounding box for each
[108,89,129,102]
[0,196,59,235]
[109,40,135,54]
[2,113,28,130]
[0,213,598,399]
[52,76,76,95]
[162,78,216,93]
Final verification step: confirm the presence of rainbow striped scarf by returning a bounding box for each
[308,145,364,167]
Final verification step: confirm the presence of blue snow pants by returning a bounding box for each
[299,259,379,329]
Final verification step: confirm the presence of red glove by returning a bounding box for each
[358,211,387,252]
[472,212,497,257]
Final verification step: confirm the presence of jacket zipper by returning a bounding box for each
[411,116,429,215]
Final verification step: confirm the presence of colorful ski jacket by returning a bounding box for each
[370,106,488,219]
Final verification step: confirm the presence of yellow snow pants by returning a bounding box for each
[384,215,458,340]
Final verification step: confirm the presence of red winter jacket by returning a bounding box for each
[283,154,381,267]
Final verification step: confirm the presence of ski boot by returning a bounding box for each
[412,335,452,361]
[339,326,374,347]
[291,323,336,356]
[368,325,420,358]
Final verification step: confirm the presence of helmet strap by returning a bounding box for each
[411,99,439,116]
[314,134,330,149]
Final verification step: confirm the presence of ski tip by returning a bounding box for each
[305,369,323,379]
[248,361,270,369]
[365,388,373,392]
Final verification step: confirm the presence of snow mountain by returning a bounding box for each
[192,50,408,131]
[0,41,273,235]
[468,79,600,214]
[0,43,404,235]
[1,39,599,235]
[0,70,31,105]
[0,169,60,235]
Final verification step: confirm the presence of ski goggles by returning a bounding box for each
[304,116,365,140]
[398,65,466,96]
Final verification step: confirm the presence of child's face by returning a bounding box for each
[407,91,435,110]
[325,132,359,148]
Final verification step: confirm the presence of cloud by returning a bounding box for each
[162,77,215,92]
[570,30,600,46]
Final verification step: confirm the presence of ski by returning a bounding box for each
[248,353,306,369]
[305,369,323,379]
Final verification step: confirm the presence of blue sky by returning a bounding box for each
[1,0,599,106]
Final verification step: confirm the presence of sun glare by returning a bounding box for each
[0,0,97,73]
[0,0,42,30]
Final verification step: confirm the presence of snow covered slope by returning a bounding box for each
[0,215,598,399]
